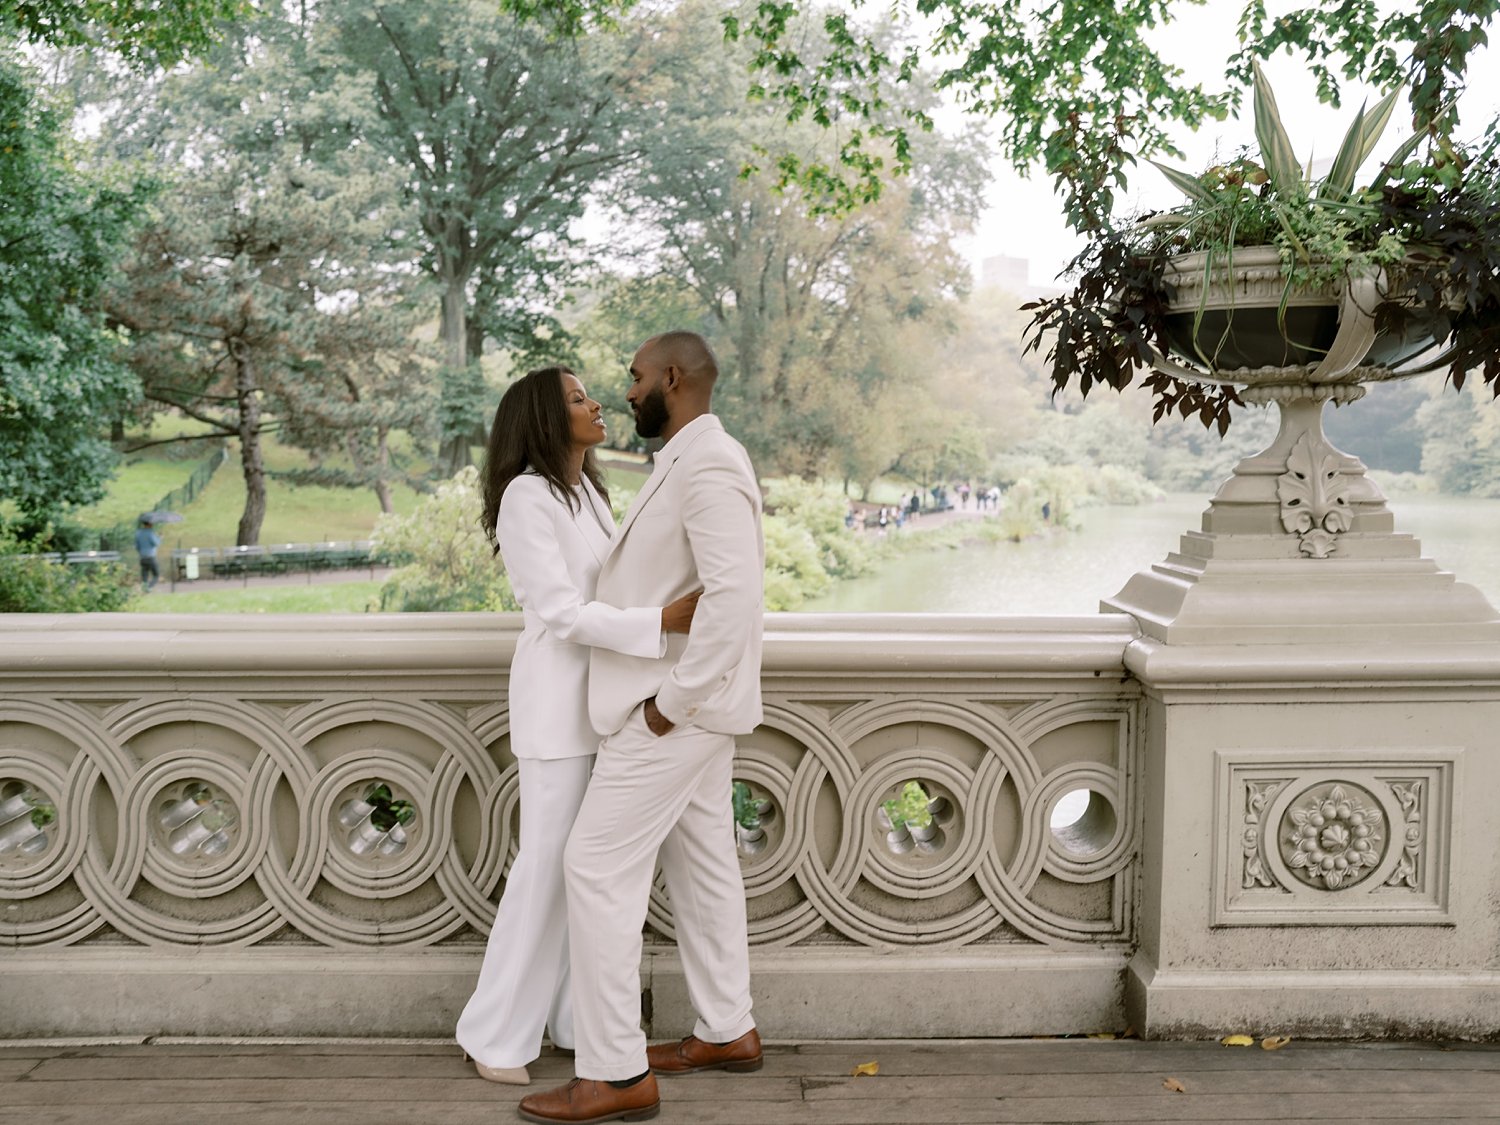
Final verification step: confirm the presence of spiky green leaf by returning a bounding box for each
[1322,87,1402,199]
[1149,159,1214,202]
[1368,129,1430,194]
[1251,60,1304,198]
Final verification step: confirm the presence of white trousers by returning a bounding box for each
[455,754,593,1069]
[564,711,755,1080]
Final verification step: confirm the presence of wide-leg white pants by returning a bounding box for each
[563,712,755,1080]
[455,754,593,1069]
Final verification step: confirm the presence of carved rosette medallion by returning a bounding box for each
[1279,782,1386,890]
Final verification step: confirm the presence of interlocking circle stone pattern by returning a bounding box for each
[1,685,1137,952]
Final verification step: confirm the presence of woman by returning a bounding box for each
[456,365,699,1085]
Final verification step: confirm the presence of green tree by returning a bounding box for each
[4,0,246,67]
[596,3,986,478]
[105,5,429,542]
[505,1,1494,235]
[0,53,146,532]
[1417,385,1500,496]
[327,0,641,473]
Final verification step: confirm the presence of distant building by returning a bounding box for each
[977,254,1062,301]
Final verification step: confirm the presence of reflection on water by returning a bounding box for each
[799,492,1500,616]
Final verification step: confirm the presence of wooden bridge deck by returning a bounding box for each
[3,1038,1499,1124]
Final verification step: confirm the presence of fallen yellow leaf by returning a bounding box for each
[1219,1034,1255,1047]
[850,1061,879,1077]
[1163,1077,1187,1093]
[1261,1036,1292,1051]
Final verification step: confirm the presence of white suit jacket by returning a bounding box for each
[498,472,664,760]
[589,414,764,737]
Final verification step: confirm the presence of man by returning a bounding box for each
[135,518,161,591]
[519,332,765,1124]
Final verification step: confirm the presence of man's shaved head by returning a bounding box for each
[641,331,719,388]
[628,330,719,443]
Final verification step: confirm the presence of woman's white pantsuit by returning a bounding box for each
[455,471,664,1071]
[455,755,591,1064]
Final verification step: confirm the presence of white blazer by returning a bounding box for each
[588,414,764,738]
[497,471,664,760]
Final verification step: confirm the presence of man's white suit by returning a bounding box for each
[565,413,765,1080]
[456,471,665,1071]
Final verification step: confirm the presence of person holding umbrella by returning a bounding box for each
[134,518,161,590]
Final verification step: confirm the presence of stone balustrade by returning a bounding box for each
[0,613,1140,1039]
[7,600,1500,1041]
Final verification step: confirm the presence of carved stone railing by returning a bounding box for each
[0,613,1140,1039]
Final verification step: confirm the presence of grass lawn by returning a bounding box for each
[165,439,427,550]
[131,580,384,613]
[69,416,433,551]
[71,457,212,530]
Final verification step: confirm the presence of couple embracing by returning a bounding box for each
[456,331,765,1123]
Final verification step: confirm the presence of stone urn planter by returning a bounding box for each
[1156,246,1449,391]
[1100,250,1498,642]
[1141,246,1454,561]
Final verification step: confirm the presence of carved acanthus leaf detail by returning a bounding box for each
[1277,431,1354,558]
[1385,781,1423,889]
[1242,779,1286,890]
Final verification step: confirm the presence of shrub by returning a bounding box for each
[0,528,136,612]
[762,513,830,610]
[372,467,517,612]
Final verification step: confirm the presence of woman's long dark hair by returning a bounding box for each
[479,365,608,553]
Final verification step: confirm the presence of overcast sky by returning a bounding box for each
[956,1,1500,286]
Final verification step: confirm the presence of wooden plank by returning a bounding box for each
[8,1040,1500,1125]
[0,1076,803,1106]
[25,1055,562,1081]
[798,1069,1500,1098]
[0,1095,1496,1125]
[780,1043,1500,1075]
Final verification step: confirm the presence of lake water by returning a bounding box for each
[799,491,1500,615]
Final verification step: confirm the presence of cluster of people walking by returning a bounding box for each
[845,481,1009,538]
[458,331,765,1123]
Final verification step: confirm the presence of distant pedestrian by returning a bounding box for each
[135,519,161,591]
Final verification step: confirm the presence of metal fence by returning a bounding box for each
[98,444,230,556]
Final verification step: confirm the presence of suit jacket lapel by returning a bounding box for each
[613,456,676,547]
[577,481,613,565]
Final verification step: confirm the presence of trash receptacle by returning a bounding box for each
[184,552,200,581]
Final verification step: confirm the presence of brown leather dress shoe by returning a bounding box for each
[517,1076,660,1123]
[646,1028,763,1075]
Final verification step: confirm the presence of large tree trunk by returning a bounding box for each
[438,280,475,475]
[373,427,394,515]
[232,340,267,546]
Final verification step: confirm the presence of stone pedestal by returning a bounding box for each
[1106,394,1500,1039]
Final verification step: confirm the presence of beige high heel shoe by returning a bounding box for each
[462,1051,530,1085]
